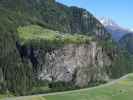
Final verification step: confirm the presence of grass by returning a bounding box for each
[0,95,7,99]
[17,25,92,45]
[17,96,45,100]
[43,74,133,100]
[0,94,13,99]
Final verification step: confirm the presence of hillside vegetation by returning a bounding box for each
[119,33,133,54]
[17,25,92,45]
[3,73,133,100]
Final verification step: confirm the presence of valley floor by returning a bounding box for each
[1,73,133,100]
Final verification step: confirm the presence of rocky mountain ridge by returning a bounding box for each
[99,17,133,41]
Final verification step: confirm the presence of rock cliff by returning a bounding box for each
[38,43,111,87]
[15,25,111,88]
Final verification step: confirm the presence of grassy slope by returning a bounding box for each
[10,73,133,100]
[17,25,92,44]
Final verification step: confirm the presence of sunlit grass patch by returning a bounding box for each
[17,96,46,100]
[17,25,92,45]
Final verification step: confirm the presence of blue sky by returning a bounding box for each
[56,0,133,29]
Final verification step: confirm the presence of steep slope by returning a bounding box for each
[0,0,109,38]
[0,28,32,95]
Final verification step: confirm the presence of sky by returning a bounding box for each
[56,0,133,29]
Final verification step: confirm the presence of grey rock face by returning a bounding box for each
[0,68,3,90]
[0,68,3,83]
[37,42,111,87]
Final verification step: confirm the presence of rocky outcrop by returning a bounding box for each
[0,68,3,82]
[0,68,3,90]
[33,42,111,87]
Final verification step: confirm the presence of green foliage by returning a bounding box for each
[119,33,133,54]
[0,31,32,95]
[111,50,133,78]
[17,25,91,45]
[99,39,133,78]
[28,86,50,95]
[48,81,76,90]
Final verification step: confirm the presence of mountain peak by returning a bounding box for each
[98,17,133,41]
[99,17,119,27]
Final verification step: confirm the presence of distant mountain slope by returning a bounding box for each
[119,33,133,54]
[99,17,133,41]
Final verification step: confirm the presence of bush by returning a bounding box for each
[48,81,76,91]
[0,82,7,94]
